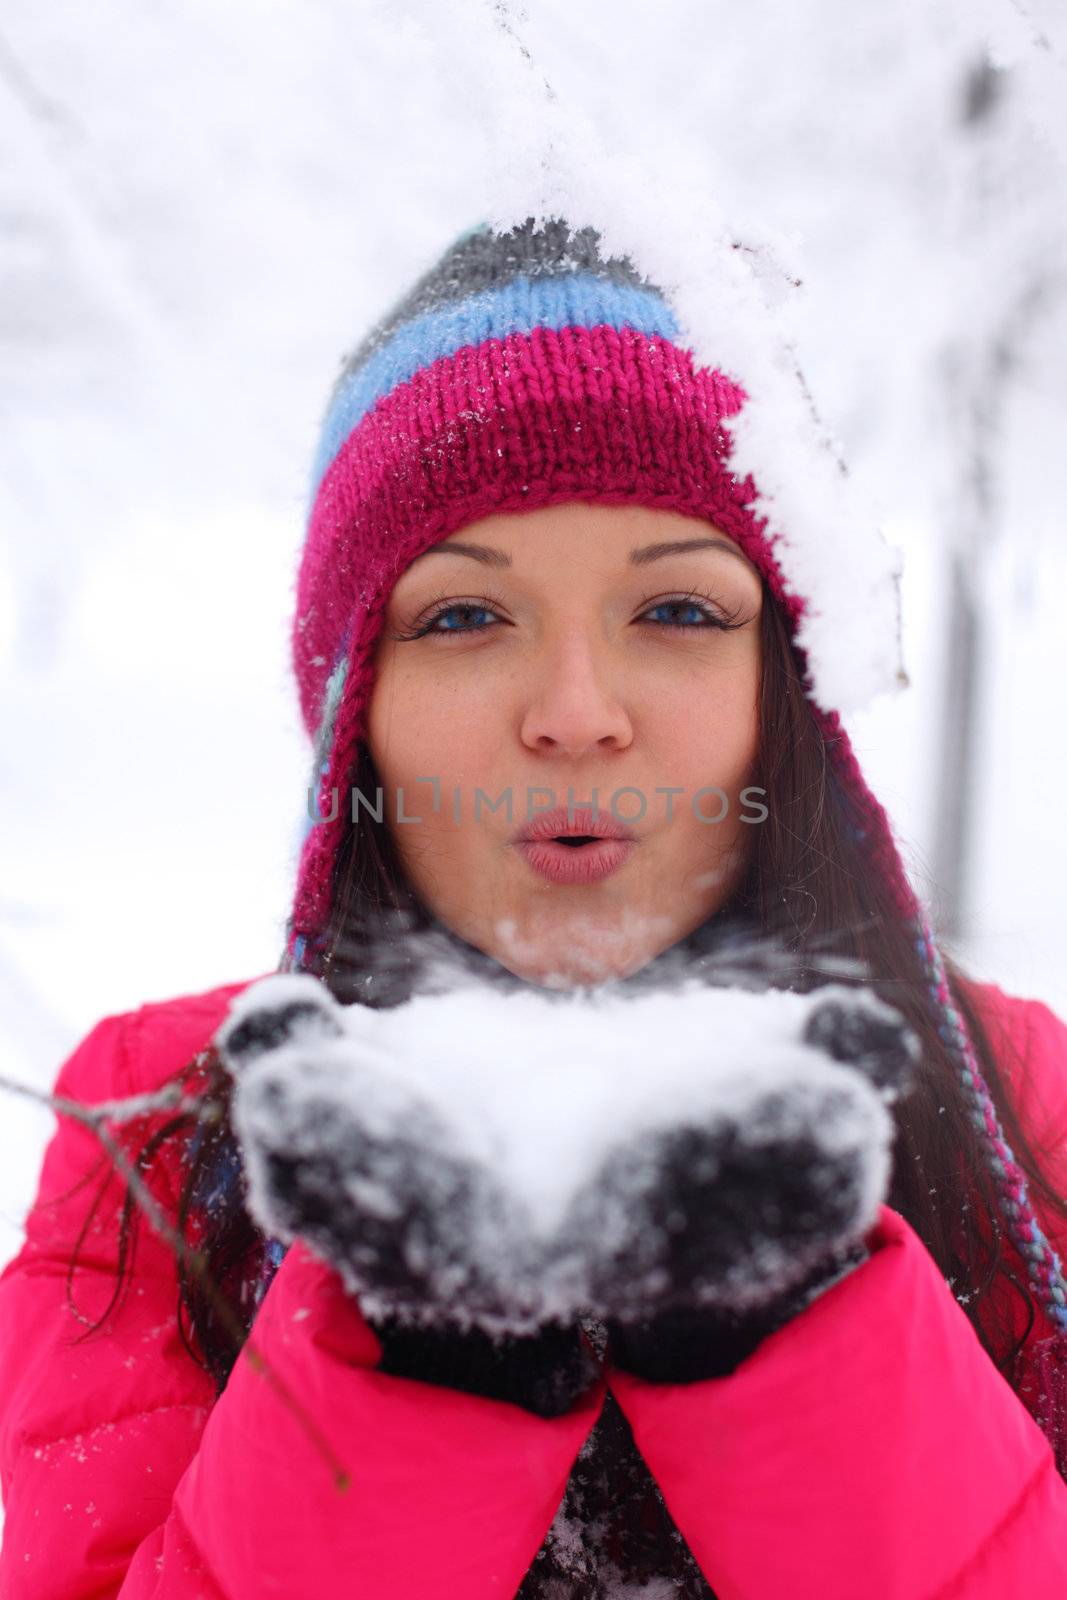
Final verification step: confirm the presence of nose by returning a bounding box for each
[518,631,634,757]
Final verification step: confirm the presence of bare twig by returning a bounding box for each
[1,1071,196,1123]
[0,1070,352,1490]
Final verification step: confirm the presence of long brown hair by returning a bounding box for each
[70,580,1067,1425]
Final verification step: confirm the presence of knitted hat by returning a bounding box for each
[279,215,1067,1334]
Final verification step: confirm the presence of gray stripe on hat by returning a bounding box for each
[322,216,658,419]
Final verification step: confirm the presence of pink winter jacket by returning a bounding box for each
[2,974,1067,1598]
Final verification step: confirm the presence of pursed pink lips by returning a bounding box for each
[511,805,637,886]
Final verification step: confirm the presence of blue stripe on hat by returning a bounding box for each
[308,272,681,506]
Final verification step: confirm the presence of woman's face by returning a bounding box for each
[367,502,764,986]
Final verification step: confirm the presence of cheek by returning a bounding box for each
[368,665,498,796]
[369,697,433,788]
[656,668,760,782]
[366,655,423,788]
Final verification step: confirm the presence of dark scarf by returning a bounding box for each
[516,1385,718,1598]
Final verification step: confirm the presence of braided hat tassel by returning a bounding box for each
[914,914,1067,1334]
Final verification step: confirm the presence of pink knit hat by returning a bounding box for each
[280,215,1067,1334]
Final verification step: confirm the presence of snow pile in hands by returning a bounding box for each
[223,972,891,1238]
[216,955,914,1330]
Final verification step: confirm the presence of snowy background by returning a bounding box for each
[2,0,1066,1291]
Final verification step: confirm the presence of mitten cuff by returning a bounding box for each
[607,1241,871,1384]
[369,1315,605,1418]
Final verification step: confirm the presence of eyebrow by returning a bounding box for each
[410,537,754,570]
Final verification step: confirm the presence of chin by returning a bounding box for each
[484,907,679,992]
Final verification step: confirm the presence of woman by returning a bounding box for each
[2,214,1067,1598]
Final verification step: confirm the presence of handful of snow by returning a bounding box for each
[215,968,919,1327]
[221,972,904,1226]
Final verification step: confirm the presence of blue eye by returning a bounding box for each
[423,603,498,635]
[641,599,731,631]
